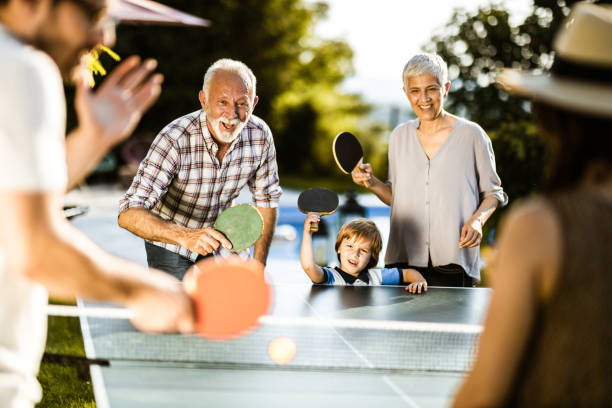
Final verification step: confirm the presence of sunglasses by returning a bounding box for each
[61,0,116,28]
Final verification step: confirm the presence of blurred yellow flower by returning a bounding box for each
[83,45,121,87]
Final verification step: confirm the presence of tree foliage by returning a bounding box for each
[426,0,611,130]
[84,0,385,185]
[423,0,611,236]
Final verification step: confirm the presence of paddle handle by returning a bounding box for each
[355,159,369,188]
[309,212,320,233]
[46,304,133,319]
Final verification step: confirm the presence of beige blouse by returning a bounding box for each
[385,117,508,280]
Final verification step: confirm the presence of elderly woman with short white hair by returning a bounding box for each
[352,53,508,288]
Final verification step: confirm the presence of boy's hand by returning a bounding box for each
[405,280,428,294]
[303,213,321,234]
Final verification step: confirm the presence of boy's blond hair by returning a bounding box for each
[334,218,383,269]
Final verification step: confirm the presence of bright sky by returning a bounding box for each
[313,0,533,106]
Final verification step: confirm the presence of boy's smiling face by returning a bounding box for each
[337,236,373,276]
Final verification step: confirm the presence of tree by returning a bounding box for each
[82,0,386,186]
[426,0,611,129]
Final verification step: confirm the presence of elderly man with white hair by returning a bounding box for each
[119,58,282,278]
[352,53,507,288]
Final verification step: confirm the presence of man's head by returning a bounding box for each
[198,59,258,145]
[0,0,115,80]
[335,218,382,273]
[402,53,451,122]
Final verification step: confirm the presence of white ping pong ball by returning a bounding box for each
[267,336,297,365]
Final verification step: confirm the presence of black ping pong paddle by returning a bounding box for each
[332,132,369,188]
[297,188,339,232]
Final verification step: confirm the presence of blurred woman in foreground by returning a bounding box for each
[453,3,612,407]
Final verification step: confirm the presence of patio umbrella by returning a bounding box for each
[110,0,211,27]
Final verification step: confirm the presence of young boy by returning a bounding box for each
[301,215,428,293]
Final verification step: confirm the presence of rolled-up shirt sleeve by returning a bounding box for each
[119,131,179,213]
[474,126,508,207]
[248,124,282,208]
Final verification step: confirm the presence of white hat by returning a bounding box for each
[498,2,612,117]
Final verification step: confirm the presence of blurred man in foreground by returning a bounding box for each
[0,1,194,406]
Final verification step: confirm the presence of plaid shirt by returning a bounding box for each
[119,110,282,261]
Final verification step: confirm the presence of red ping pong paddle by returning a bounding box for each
[297,188,339,233]
[183,257,271,340]
[333,132,369,188]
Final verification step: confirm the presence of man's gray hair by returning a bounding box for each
[402,53,449,88]
[202,58,257,99]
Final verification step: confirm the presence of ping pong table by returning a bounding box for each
[78,284,490,408]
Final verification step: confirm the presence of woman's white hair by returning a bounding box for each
[402,53,449,88]
[202,58,257,99]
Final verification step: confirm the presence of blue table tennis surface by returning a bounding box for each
[79,285,490,408]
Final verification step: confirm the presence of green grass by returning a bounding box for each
[36,301,95,408]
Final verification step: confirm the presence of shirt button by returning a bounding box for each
[425,241,429,246]
[426,201,430,205]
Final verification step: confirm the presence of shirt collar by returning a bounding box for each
[334,266,370,284]
[198,110,217,154]
[413,116,463,131]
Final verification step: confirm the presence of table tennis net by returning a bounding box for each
[81,315,482,373]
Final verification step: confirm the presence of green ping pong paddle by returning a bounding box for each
[214,204,264,251]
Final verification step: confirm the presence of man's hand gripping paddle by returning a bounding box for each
[47,257,272,341]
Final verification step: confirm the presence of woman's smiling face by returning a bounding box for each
[403,73,450,122]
